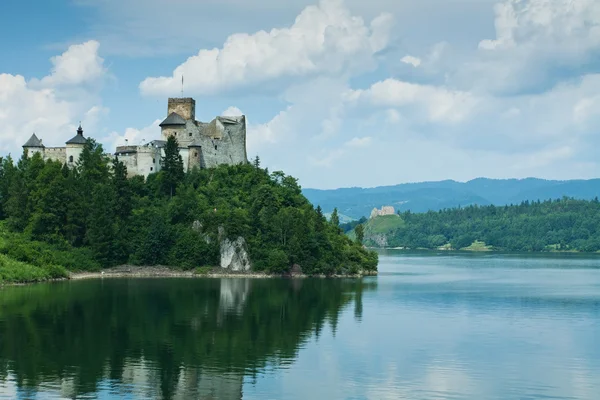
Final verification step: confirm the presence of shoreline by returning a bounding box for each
[1,267,377,287]
[66,265,378,282]
[371,247,600,254]
[70,268,378,281]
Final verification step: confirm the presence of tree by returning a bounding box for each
[330,208,340,232]
[86,185,116,266]
[355,224,365,245]
[112,157,132,221]
[161,136,184,197]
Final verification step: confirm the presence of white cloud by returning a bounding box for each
[351,79,478,123]
[139,0,393,96]
[103,119,161,151]
[401,55,421,67]
[39,41,106,87]
[0,42,107,155]
[463,0,600,94]
[222,106,244,117]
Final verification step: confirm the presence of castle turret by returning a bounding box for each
[23,133,45,158]
[65,124,87,166]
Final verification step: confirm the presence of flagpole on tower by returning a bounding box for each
[181,75,184,97]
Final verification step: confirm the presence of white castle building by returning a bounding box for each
[22,97,248,178]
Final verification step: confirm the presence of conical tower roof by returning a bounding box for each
[23,133,45,148]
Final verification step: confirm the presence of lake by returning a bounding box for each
[1,251,600,399]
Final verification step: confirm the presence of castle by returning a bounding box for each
[22,97,248,177]
[370,206,396,219]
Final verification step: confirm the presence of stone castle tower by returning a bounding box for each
[23,97,248,178]
[115,97,248,177]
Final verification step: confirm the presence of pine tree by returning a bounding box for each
[161,136,184,197]
[330,208,340,230]
[112,157,132,220]
[355,224,365,245]
[86,184,116,266]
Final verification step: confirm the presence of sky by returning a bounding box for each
[0,0,599,189]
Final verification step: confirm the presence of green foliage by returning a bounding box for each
[355,224,365,245]
[363,215,405,237]
[375,198,600,252]
[0,224,100,272]
[0,149,378,276]
[340,216,367,233]
[330,208,340,228]
[193,266,213,275]
[0,254,58,283]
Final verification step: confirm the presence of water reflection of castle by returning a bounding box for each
[0,278,375,399]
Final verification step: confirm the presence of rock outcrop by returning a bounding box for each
[218,227,251,271]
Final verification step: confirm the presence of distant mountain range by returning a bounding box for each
[303,178,600,220]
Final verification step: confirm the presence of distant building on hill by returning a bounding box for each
[370,206,395,219]
[23,97,248,178]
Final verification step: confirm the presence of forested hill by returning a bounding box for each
[303,178,600,219]
[354,198,600,252]
[0,138,377,283]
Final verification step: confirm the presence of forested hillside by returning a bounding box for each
[304,178,600,218]
[0,137,376,282]
[358,198,600,252]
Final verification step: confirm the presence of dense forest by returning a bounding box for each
[359,198,600,252]
[0,137,377,282]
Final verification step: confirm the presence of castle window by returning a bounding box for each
[214,145,218,150]
[194,152,198,157]
[150,167,153,172]
[69,156,73,163]
[153,158,155,163]
[189,132,192,137]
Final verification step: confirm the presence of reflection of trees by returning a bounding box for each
[0,278,376,399]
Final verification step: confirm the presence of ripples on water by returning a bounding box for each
[0,251,599,399]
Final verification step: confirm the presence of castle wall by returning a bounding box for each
[198,116,247,168]
[116,151,138,178]
[25,148,44,159]
[116,145,161,178]
[180,147,190,173]
[44,147,66,163]
[137,148,159,176]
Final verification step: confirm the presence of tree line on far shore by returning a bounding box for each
[341,197,600,252]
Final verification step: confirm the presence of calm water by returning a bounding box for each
[1,252,600,399]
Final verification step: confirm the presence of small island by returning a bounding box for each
[0,98,377,284]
